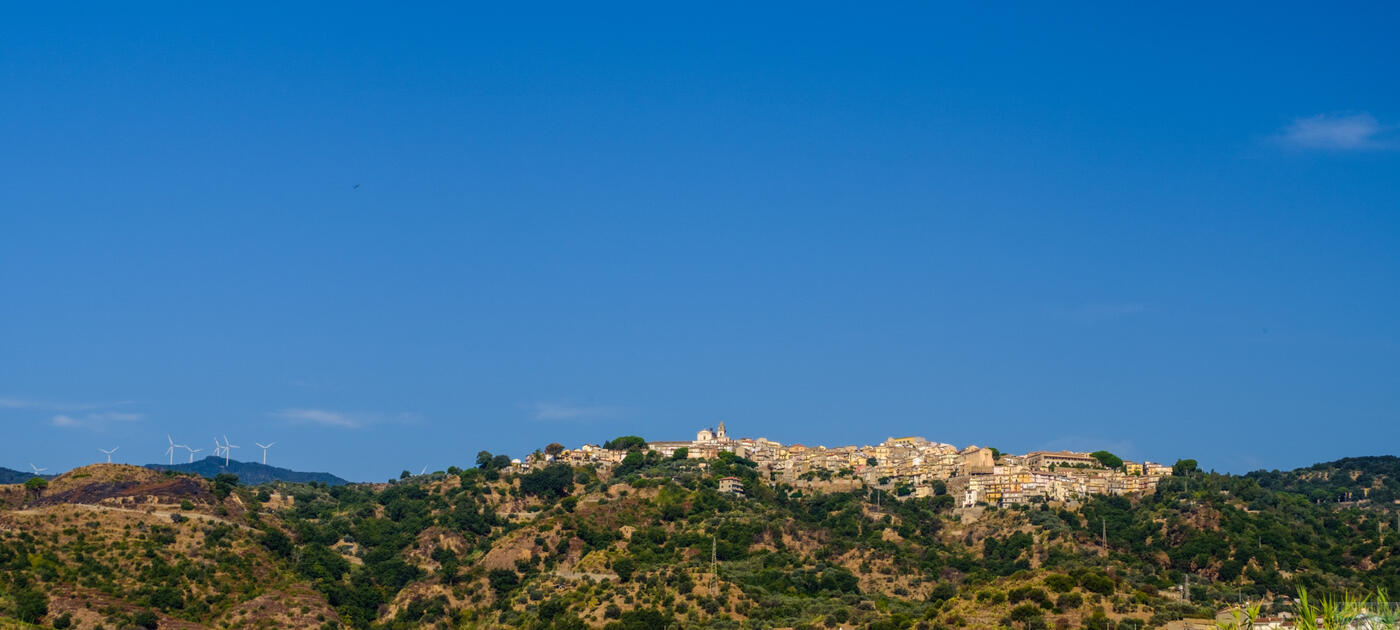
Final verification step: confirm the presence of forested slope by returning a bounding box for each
[1,452,1397,629]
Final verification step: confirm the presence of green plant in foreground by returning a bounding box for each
[1372,590,1400,629]
[1293,587,1370,630]
[1216,589,1400,630]
[1215,602,1261,629]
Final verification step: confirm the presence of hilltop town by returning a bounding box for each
[2,437,1395,629]
[546,422,1175,507]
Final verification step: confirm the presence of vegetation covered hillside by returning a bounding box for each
[1245,455,1400,505]
[147,456,350,487]
[1,450,1397,629]
[0,466,40,484]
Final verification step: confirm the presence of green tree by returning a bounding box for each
[538,598,566,621]
[1083,609,1112,630]
[260,528,293,558]
[1043,574,1075,593]
[1090,451,1123,470]
[150,585,184,610]
[433,547,461,585]
[1008,603,1044,628]
[24,476,47,494]
[928,582,957,603]
[488,569,519,597]
[603,436,646,451]
[212,473,239,499]
[606,609,676,629]
[1173,459,1199,476]
[519,464,574,498]
[1079,573,1115,595]
[615,451,645,476]
[545,442,565,457]
[15,587,47,623]
[671,447,688,460]
[132,610,159,629]
[612,556,635,582]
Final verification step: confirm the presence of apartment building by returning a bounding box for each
[718,476,745,496]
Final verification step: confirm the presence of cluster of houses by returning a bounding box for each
[548,422,1174,507]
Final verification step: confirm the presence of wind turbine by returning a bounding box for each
[164,435,177,465]
[420,465,428,476]
[221,435,239,466]
[29,463,47,475]
[254,442,275,465]
[184,446,202,463]
[213,438,225,458]
[99,447,119,463]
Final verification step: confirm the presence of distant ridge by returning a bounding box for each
[0,466,38,484]
[146,456,349,486]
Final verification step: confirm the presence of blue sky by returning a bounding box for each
[2,4,1398,481]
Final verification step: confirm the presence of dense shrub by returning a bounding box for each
[1044,574,1076,593]
[15,587,47,623]
[1079,573,1115,595]
[489,569,520,597]
[519,464,575,499]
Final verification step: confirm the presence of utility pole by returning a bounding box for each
[1101,518,1107,552]
[1183,573,1190,603]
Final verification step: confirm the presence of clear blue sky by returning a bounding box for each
[3,4,1397,481]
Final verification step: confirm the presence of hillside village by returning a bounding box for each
[2,442,1396,629]
[549,422,1173,507]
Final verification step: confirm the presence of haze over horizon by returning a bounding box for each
[3,4,1398,482]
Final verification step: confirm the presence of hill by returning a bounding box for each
[0,466,36,484]
[0,464,336,629]
[146,455,349,486]
[1,452,1396,629]
[1245,454,1400,505]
